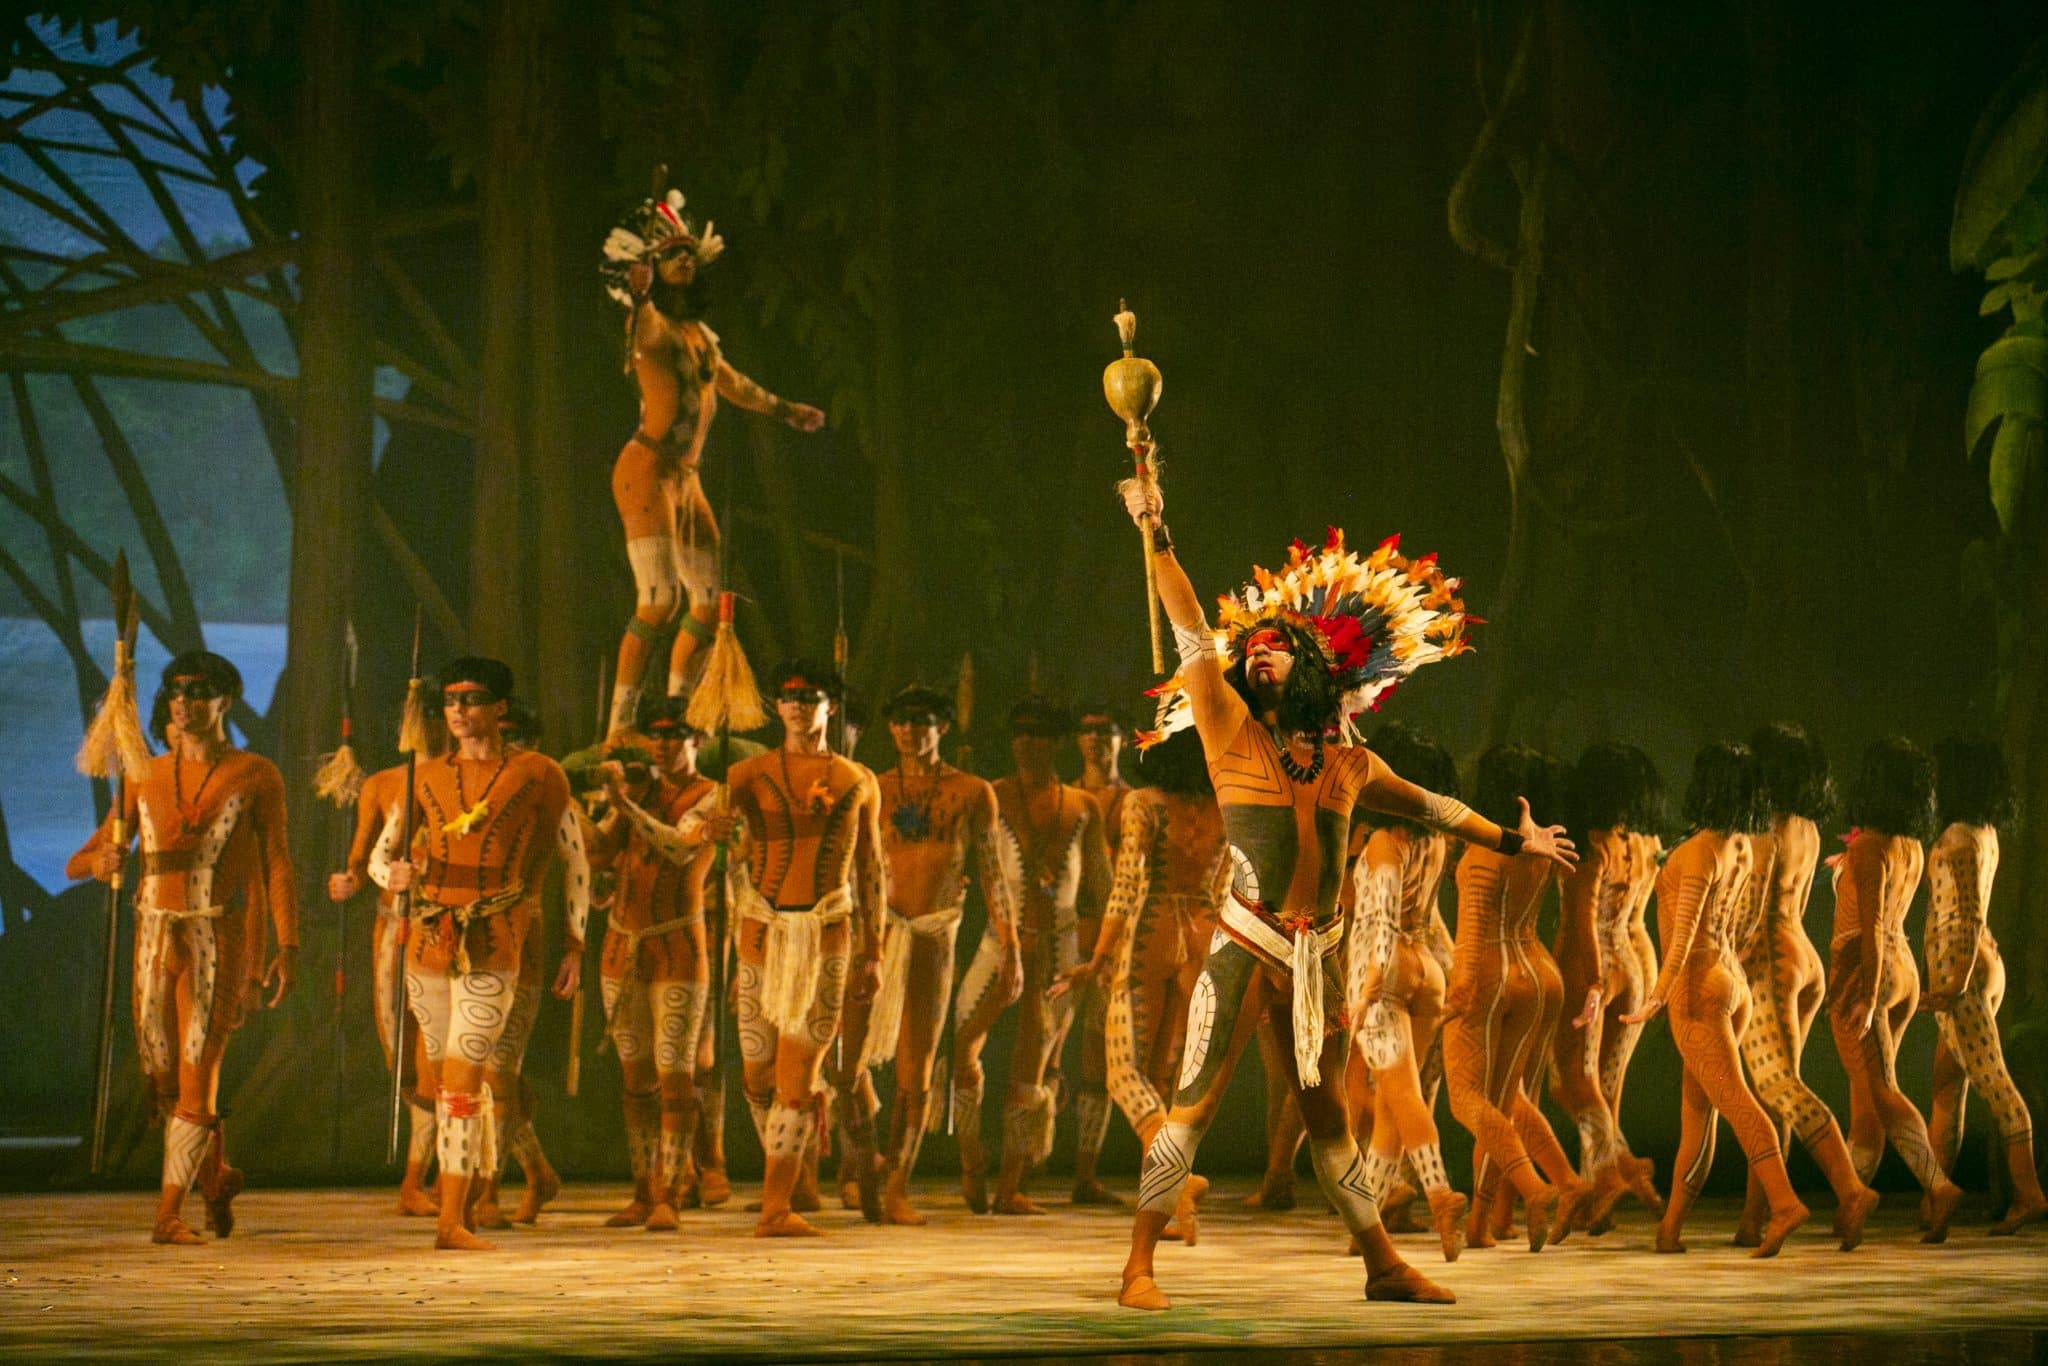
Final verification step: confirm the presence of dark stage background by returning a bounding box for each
[4,1,2048,1195]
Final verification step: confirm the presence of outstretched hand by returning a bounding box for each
[1516,797,1577,870]
[1620,993,1664,1025]
[784,402,826,433]
[1049,957,1101,1003]
[1572,985,1602,1030]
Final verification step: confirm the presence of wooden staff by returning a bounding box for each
[565,655,608,1099]
[79,551,147,1176]
[938,651,974,1135]
[386,606,423,1164]
[318,619,364,1171]
[1103,299,1167,674]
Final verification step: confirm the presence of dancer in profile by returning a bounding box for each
[1625,743,1809,1258]
[1923,736,2047,1235]
[1826,740,1965,1243]
[1732,724,1877,1250]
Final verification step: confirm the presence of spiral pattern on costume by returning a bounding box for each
[656,982,704,1073]
[490,978,540,1072]
[805,947,849,1048]
[736,960,775,1065]
[609,976,650,1063]
[406,968,448,1061]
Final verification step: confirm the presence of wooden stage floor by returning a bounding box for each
[2,1180,2043,1362]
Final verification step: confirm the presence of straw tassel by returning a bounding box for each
[313,743,366,807]
[686,592,767,735]
[1292,926,1326,1088]
[76,642,151,782]
[397,679,440,756]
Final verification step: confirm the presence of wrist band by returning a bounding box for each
[1150,521,1173,554]
[1497,829,1525,857]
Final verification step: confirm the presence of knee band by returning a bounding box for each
[678,609,716,645]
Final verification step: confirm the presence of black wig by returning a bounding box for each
[1749,722,1835,822]
[1932,735,2017,831]
[1847,737,1938,842]
[1682,742,1767,836]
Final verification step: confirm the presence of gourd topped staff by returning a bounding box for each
[1105,300,1167,674]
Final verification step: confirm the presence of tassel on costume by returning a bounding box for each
[313,743,366,807]
[686,593,767,735]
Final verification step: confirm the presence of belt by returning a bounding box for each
[138,903,224,921]
[414,883,528,972]
[611,915,698,957]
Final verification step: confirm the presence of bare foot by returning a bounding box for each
[1921,1182,1963,1245]
[1524,1186,1559,1253]
[435,1225,496,1251]
[992,1191,1047,1215]
[753,1210,824,1238]
[697,1167,732,1207]
[644,1201,679,1232]
[471,1197,511,1231]
[200,1164,243,1239]
[1365,1263,1456,1303]
[1622,1153,1663,1208]
[1752,1199,1809,1259]
[1917,1190,1933,1232]
[605,1199,654,1228]
[791,1168,823,1214]
[1654,1224,1687,1254]
[1586,1211,1615,1237]
[961,1167,990,1215]
[1243,1174,1295,1211]
[1072,1178,1125,1207]
[1586,1165,1628,1231]
[512,1167,559,1224]
[839,1181,862,1212]
[856,1161,884,1226]
[1732,1223,1762,1249]
[1175,1175,1210,1248]
[1992,1196,2048,1236]
[1118,1272,1171,1311]
[151,1217,203,1246]
[1428,1188,1469,1263]
[1835,1186,1880,1251]
[882,1191,928,1227]
[1550,1182,1595,1247]
[396,1183,440,1217]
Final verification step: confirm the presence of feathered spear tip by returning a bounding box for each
[313,744,366,807]
[76,552,151,782]
[686,593,768,735]
[397,678,441,757]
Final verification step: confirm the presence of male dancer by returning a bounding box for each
[469,703,587,1228]
[976,698,1112,1214]
[1113,481,1574,1309]
[329,754,438,1215]
[588,699,720,1229]
[1068,703,1130,1203]
[830,685,1020,1224]
[383,657,573,1250]
[69,651,299,1245]
[600,186,826,732]
[720,661,886,1236]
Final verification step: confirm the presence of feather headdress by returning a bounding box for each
[1138,527,1476,748]
[600,187,726,310]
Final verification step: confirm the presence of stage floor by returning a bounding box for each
[2,1180,2043,1362]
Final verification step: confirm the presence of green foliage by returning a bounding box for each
[1951,36,2048,272]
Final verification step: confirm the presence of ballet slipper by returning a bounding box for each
[1428,1188,1469,1263]
[200,1164,244,1239]
[1072,1177,1126,1207]
[753,1209,824,1237]
[512,1165,559,1224]
[151,1217,204,1246]
[1991,1197,2048,1236]
[1921,1182,1962,1245]
[396,1181,440,1217]
[1751,1199,1809,1259]
[1834,1186,1880,1251]
[696,1166,732,1207]
[1174,1175,1209,1247]
[1242,1172,1295,1211]
[644,1201,679,1231]
[881,1172,928,1227]
[605,1199,654,1228]
[1524,1186,1559,1253]
[1118,1272,1171,1311]
[435,1225,495,1251]
[1550,1181,1595,1247]
[1365,1263,1457,1303]
[471,1196,511,1230]
[992,1191,1047,1215]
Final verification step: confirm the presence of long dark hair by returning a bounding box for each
[1932,736,2015,831]
[1222,619,1343,738]
[1363,721,1459,834]
[1847,738,1938,842]
[1135,726,1213,797]
[1569,742,1663,840]
[1682,742,1766,836]
[1472,744,1557,832]
[1749,722,1835,822]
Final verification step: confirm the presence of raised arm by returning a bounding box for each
[1359,759,1576,870]
[1119,476,1249,754]
[613,782,720,867]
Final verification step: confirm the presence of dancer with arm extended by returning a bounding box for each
[1731,724,1878,1249]
[1923,735,2047,1234]
[1624,743,1810,1257]
[1829,739,1965,1242]
[1347,721,1469,1262]
[599,186,826,734]
[67,652,298,1246]
[1443,746,1589,1252]
[1113,479,1574,1310]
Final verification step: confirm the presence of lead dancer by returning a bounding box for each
[1113,480,1574,1310]
[599,184,826,733]
[68,651,298,1245]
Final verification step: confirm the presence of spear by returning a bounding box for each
[565,655,608,1099]
[315,619,363,1171]
[78,550,148,1176]
[831,546,850,757]
[387,606,423,1164]
[1104,299,1167,674]
[936,651,975,1136]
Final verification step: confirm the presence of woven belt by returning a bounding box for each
[138,902,225,921]
[611,915,698,957]
[414,883,527,972]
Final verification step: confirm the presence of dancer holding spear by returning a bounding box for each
[69,591,301,1245]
